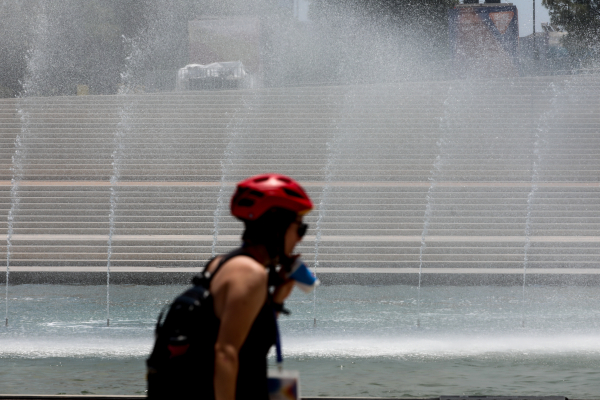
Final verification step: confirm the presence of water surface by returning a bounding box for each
[1,284,600,397]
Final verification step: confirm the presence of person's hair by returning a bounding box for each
[242,207,297,258]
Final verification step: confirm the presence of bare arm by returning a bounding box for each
[213,259,267,400]
[272,278,295,305]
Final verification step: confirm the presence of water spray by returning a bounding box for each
[5,211,10,327]
[212,174,228,258]
[415,83,458,328]
[521,176,538,329]
[5,252,9,327]
[313,120,339,329]
[416,185,433,329]
[5,7,50,329]
[521,81,558,329]
[212,91,258,258]
[106,148,119,328]
[312,199,326,328]
[106,40,134,329]
[5,174,19,329]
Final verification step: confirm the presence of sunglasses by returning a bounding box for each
[297,223,308,238]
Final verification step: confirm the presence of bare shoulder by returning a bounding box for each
[211,255,268,318]
[229,255,267,272]
[212,255,267,288]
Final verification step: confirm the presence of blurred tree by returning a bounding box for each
[543,0,600,66]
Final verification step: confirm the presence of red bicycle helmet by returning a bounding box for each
[231,174,313,221]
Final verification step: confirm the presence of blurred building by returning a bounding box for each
[187,12,320,88]
[449,2,520,78]
[188,17,263,86]
[519,23,569,74]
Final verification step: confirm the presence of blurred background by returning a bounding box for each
[1,0,597,97]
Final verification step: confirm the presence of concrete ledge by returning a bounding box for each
[5,234,600,243]
[1,180,599,188]
[0,397,146,400]
[0,397,438,400]
[0,396,570,400]
[7,267,600,274]
[3,271,600,286]
[0,397,398,400]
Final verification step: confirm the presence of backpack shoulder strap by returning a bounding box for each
[207,247,249,279]
[192,247,250,286]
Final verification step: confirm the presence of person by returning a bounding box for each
[201,173,312,400]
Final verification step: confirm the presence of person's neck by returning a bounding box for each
[241,243,272,267]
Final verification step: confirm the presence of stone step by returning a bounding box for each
[1,76,600,273]
[0,105,594,115]
[5,112,600,120]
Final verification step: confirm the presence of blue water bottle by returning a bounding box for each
[286,258,320,293]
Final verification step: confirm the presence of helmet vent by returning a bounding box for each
[238,198,254,207]
[254,176,268,182]
[249,190,264,198]
[283,188,303,199]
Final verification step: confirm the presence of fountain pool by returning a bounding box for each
[2,283,600,396]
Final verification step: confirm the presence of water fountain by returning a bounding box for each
[520,80,557,327]
[415,84,455,327]
[211,91,262,257]
[4,4,52,327]
[2,0,600,397]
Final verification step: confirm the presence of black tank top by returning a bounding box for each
[200,250,277,400]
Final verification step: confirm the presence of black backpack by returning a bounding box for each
[146,249,245,399]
